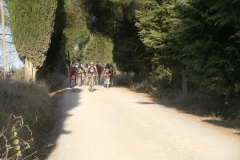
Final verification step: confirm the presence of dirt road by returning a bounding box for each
[47,78,240,160]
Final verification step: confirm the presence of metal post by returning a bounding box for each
[1,0,7,79]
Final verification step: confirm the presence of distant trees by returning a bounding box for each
[63,0,90,65]
[7,0,57,81]
[82,33,113,65]
[7,0,240,101]
[4,0,240,120]
[117,0,240,96]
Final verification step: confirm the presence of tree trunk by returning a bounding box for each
[25,58,36,82]
[32,66,37,82]
[134,71,140,81]
[126,71,129,78]
[182,69,188,96]
[152,62,155,80]
[25,58,30,81]
[171,66,181,88]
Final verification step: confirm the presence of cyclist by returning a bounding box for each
[109,63,116,86]
[96,63,102,84]
[87,62,98,89]
[68,65,77,88]
[83,64,89,85]
[109,63,116,74]
[103,63,111,84]
[77,64,84,86]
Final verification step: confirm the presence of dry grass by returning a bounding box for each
[0,79,58,159]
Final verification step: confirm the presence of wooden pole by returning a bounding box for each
[1,0,7,79]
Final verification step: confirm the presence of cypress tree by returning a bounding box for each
[7,0,57,80]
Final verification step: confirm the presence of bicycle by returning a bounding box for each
[105,74,110,88]
[95,75,99,85]
[110,75,114,87]
[77,74,83,87]
[88,74,96,92]
[70,75,76,92]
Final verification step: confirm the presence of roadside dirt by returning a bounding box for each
[47,78,240,160]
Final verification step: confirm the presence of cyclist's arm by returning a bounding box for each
[86,68,89,75]
[94,66,98,75]
[102,68,105,74]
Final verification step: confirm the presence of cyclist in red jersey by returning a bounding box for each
[77,65,84,86]
[69,65,77,88]
[103,63,111,84]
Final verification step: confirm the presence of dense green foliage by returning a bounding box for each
[82,33,113,65]
[168,0,240,95]
[7,0,57,68]
[6,0,240,123]
[63,0,90,65]
[111,0,240,120]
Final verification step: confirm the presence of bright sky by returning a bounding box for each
[0,1,24,70]
[0,25,24,70]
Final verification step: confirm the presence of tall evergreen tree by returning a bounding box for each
[171,0,240,95]
[63,0,90,65]
[38,0,67,78]
[81,32,113,64]
[7,0,57,80]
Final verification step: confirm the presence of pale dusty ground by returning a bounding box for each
[47,78,240,160]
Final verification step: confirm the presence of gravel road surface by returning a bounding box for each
[47,78,240,160]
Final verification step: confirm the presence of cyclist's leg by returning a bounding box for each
[75,74,77,85]
[89,75,91,87]
[69,76,71,87]
[84,74,86,85]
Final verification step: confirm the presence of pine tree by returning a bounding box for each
[63,0,90,65]
[171,0,240,94]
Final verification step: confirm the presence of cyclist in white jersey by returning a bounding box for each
[87,62,98,88]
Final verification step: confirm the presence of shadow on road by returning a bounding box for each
[136,101,156,105]
[41,79,82,159]
[147,95,240,134]
[202,119,238,130]
[236,132,240,136]
[115,75,240,135]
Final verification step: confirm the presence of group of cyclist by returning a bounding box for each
[68,62,116,89]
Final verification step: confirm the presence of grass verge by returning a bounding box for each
[0,77,61,159]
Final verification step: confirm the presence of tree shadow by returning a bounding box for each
[202,119,238,130]
[125,87,240,133]
[235,132,240,136]
[40,78,82,159]
[136,101,156,105]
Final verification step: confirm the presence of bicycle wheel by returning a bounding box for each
[111,77,114,87]
[106,78,109,88]
[71,79,75,92]
[89,78,92,92]
[91,78,94,92]
[78,77,80,86]
[96,76,99,85]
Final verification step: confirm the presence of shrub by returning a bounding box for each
[0,79,58,158]
[45,72,65,90]
[0,114,37,159]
